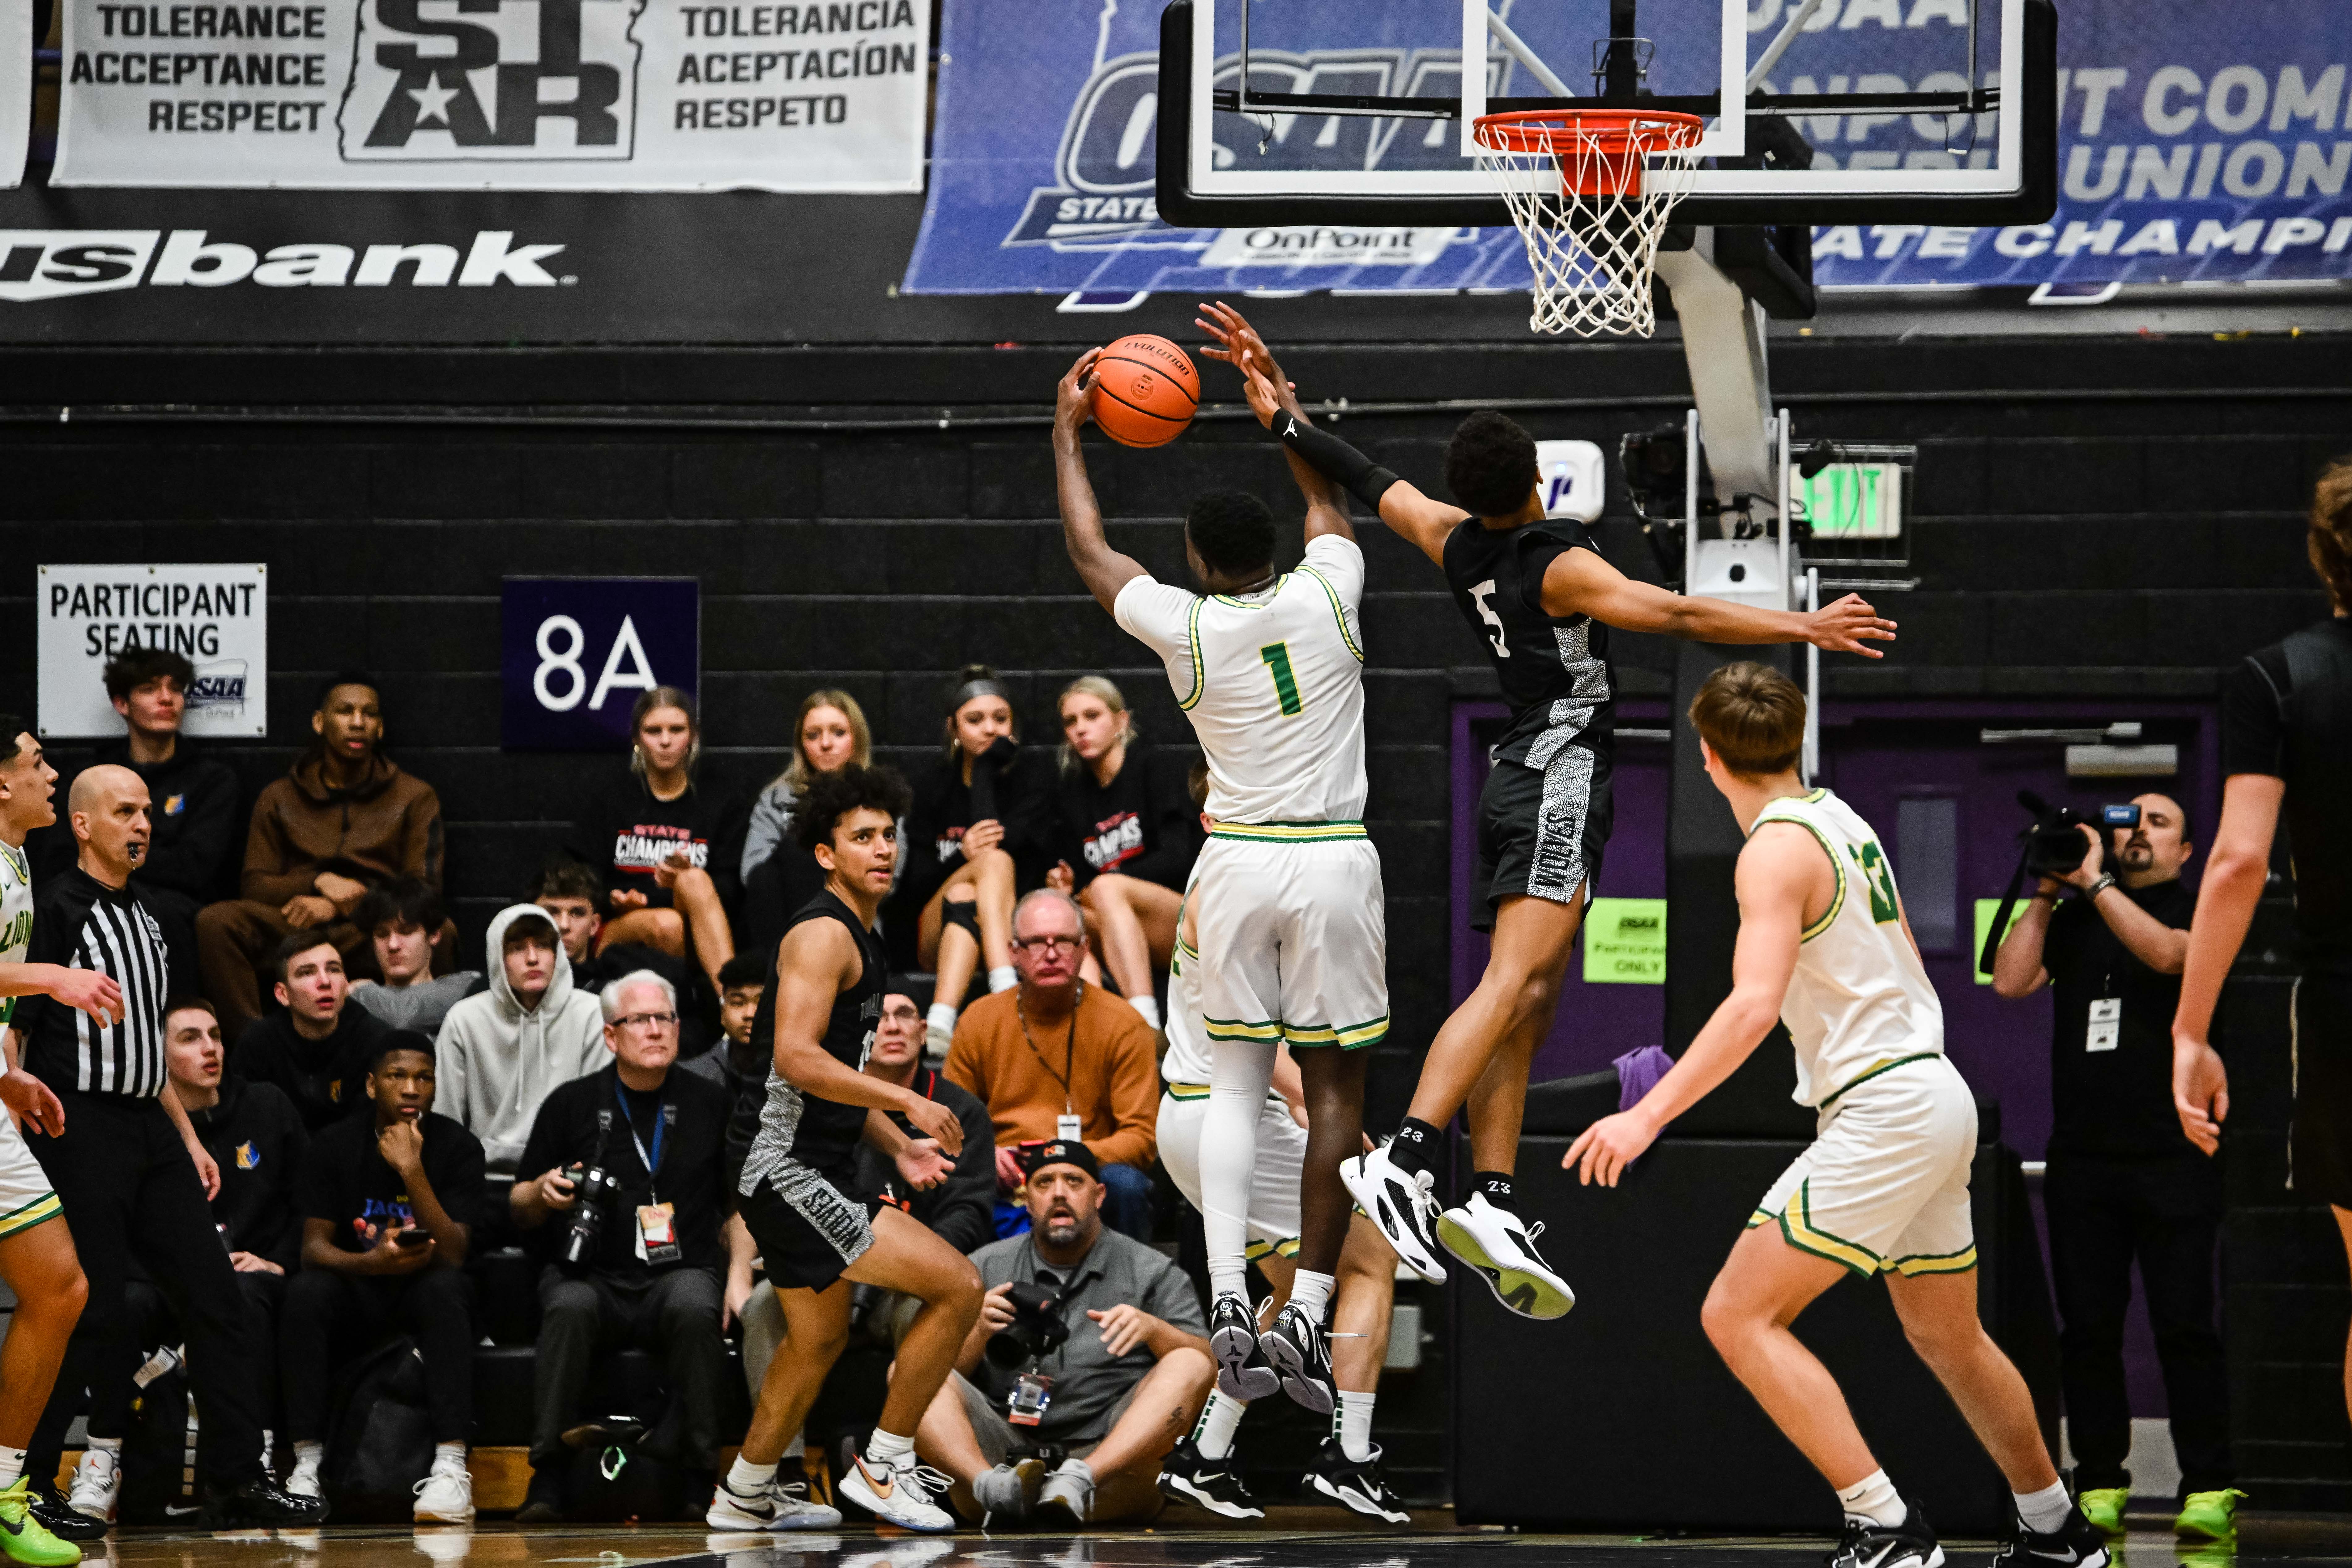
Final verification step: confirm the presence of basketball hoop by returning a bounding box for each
[1472,109,1707,339]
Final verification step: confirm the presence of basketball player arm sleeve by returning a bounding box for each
[1276,417,1398,512]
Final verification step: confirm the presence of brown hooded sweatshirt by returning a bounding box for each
[240,750,445,904]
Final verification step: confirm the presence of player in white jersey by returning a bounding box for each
[0,719,136,1559]
[1053,342,1382,1419]
[1564,667,2102,1568]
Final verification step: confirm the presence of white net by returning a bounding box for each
[1473,112,1706,339]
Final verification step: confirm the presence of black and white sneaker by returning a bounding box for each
[1259,1301,1337,1415]
[1437,1192,1575,1320]
[1209,1292,1276,1401]
[1304,1439,1410,1524]
[1991,1505,2111,1568]
[1826,1498,1943,1568]
[1341,1144,1447,1284]
[1158,1437,1264,1520]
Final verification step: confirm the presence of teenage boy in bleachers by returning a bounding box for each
[232,933,393,1131]
[348,878,480,1038]
[434,905,606,1177]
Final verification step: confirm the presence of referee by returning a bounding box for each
[2174,457,2352,1432]
[13,766,324,1527]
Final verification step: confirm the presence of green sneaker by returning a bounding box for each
[2077,1487,2129,1536]
[2175,1488,2245,1542]
[0,1480,80,1567]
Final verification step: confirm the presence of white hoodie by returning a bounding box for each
[434,903,608,1174]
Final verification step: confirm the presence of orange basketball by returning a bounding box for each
[1089,334,1200,449]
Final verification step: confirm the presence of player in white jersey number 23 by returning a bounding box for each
[1053,340,1383,1422]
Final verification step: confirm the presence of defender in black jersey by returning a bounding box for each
[1201,304,1897,1314]
[2175,460,2352,1433]
[717,764,981,1535]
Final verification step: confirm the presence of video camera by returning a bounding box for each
[985,1280,1071,1370]
[1975,791,2146,976]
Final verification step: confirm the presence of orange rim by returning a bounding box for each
[1472,109,1706,197]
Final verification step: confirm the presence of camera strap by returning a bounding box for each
[1976,849,2034,981]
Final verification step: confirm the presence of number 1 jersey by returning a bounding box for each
[1442,517,1615,769]
[1113,533,1369,825]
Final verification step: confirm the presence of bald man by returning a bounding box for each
[15,765,324,1528]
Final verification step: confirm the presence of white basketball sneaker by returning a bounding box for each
[1437,1190,1575,1320]
[67,1446,119,1522]
[838,1450,955,1532]
[1341,1143,1447,1284]
[411,1453,475,1524]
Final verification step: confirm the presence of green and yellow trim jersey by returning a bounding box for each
[0,842,31,1028]
[1748,787,1946,1109]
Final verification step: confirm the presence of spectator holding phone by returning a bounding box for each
[280,1030,483,1523]
[570,688,743,1000]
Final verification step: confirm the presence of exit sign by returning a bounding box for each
[1796,463,1904,539]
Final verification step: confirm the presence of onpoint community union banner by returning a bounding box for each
[904,0,2352,295]
[51,0,929,190]
[37,564,268,738]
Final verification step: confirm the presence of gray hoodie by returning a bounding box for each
[433,903,608,1174]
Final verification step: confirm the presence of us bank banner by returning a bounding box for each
[904,0,2352,294]
[51,0,928,190]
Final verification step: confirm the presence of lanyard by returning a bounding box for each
[614,1083,670,1183]
[1015,985,1082,1114]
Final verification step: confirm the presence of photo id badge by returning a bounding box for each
[2087,997,2121,1054]
[1056,1114,1082,1141]
[1007,1370,1053,1427]
[635,1202,681,1265]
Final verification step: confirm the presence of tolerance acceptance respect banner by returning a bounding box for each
[50,0,929,189]
[903,0,2352,294]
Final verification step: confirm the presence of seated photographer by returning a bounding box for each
[916,1140,1211,1527]
[234,932,394,1131]
[281,1030,484,1523]
[348,878,480,1038]
[1991,792,2233,1539]
[508,971,734,1524]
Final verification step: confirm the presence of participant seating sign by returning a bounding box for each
[51,0,928,190]
[38,564,268,738]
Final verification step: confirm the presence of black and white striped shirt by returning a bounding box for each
[19,867,171,1098]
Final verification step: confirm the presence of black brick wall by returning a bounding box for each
[0,327,2342,1505]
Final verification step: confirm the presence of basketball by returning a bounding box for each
[1089,334,1200,448]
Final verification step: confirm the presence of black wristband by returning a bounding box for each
[1276,411,1398,512]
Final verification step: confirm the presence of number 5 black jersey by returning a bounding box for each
[1441,517,1615,768]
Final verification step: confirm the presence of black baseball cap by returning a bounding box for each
[1022,1140,1099,1181]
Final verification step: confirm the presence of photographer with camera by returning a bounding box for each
[916,1140,1212,1527]
[1991,792,2234,1539]
[281,1029,484,1522]
[508,970,735,1524]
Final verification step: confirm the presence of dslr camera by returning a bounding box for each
[2017,791,2143,879]
[559,1159,624,1272]
[985,1281,1071,1369]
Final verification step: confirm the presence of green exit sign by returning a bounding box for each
[1796,463,1903,540]
[1584,897,1667,984]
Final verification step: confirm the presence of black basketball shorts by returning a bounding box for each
[738,1157,886,1293]
[1471,742,1613,933]
[2291,975,2352,1209]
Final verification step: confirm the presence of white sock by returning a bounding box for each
[87,1437,121,1455]
[866,1429,915,1469]
[1289,1270,1335,1323]
[0,1445,23,1489]
[926,1003,957,1035]
[1338,1391,1376,1464]
[1838,1469,1907,1528]
[293,1440,325,1470]
[434,1442,466,1470]
[2015,1479,2073,1534]
[1203,1038,1276,1316]
[1193,1391,1245,1461]
[1130,995,1162,1030]
[729,1455,778,1492]
[987,966,1018,994]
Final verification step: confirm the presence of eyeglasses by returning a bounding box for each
[881,1007,924,1024]
[613,1012,678,1031]
[1009,935,1084,955]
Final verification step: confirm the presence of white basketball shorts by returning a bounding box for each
[1189,828,1388,1051]
[0,1103,62,1240]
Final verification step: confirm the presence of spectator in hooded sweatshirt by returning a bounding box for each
[569,686,743,1000]
[197,674,449,1037]
[433,904,607,1177]
[65,996,309,1521]
[348,878,480,1038]
[36,647,242,998]
[234,931,395,1131]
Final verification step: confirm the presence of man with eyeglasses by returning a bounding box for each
[507,970,738,1523]
[944,891,1160,1240]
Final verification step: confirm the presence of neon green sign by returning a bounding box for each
[1584,898,1667,985]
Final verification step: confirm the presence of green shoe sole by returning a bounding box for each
[1434,1213,1575,1320]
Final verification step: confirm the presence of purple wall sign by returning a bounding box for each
[501,577,700,752]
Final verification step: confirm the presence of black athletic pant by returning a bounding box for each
[280,1267,476,1444]
[87,1273,287,1442]
[529,1264,726,1471]
[26,1093,269,1490]
[2044,1150,2232,1498]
